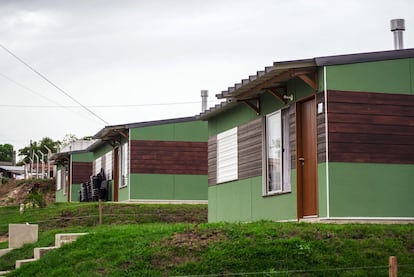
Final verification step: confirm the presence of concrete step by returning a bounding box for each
[55,233,88,248]
[34,246,58,259]
[10,233,88,272]
[0,248,13,257]
[0,270,11,276]
[15,258,37,269]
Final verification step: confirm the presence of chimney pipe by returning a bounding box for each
[390,19,405,50]
[201,90,208,112]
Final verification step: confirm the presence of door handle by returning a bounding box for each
[299,157,305,166]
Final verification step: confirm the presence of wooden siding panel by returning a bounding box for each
[328,90,414,164]
[238,117,263,180]
[316,92,326,163]
[289,104,297,169]
[130,140,207,175]
[208,136,217,186]
[72,162,92,184]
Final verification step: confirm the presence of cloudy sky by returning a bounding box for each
[0,0,413,155]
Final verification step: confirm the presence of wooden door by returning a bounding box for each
[113,148,119,202]
[297,97,317,218]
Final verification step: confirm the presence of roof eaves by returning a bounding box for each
[315,48,414,66]
[125,116,196,129]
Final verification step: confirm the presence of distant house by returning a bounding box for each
[198,48,414,222]
[51,140,95,202]
[54,116,208,203]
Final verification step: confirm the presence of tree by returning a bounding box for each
[60,134,78,148]
[18,137,60,164]
[0,144,14,162]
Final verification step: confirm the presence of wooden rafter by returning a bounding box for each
[295,71,318,91]
[266,86,288,104]
[236,69,294,100]
[118,130,129,139]
[240,98,260,115]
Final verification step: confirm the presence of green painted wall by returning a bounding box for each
[129,173,207,200]
[326,58,414,94]
[55,189,67,203]
[70,184,81,202]
[317,163,327,218]
[93,143,113,159]
[71,152,93,162]
[118,183,129,202]
[208,174,297,222]
[130,120,207,142]
[329,162,414,217]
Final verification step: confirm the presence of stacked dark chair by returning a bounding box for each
[79,169,108,202]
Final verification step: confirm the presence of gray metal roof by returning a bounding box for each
[93,116,197,140]
[198,48,414,120]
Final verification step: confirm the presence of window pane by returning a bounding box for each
[217,127,238,183]
[267,112,282,192]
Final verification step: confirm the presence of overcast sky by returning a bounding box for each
[0,0,413,155]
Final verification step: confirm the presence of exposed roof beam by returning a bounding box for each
[235,69,295,100]
[295,71,318,91]
[240,98,260,115]
[266,86,288,104]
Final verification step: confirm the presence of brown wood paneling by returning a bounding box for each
[316,92,326,163]
[72,162,92,184]
[130,140,207,175]
[327,90,414,164]
[238,117,263,180]
[208,136,217,186]
[288,104,297,169]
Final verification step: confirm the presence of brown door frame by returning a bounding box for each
[296,95,318,219]
[113,148,119,202]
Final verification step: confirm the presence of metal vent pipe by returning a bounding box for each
[201,90,208,112]
[390,19,405,50]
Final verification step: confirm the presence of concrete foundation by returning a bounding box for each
[9,224,38,248]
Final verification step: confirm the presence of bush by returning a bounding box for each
[24,191,46,208]
[1,177,9,184]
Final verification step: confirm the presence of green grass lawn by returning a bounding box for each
[0,202,207,236]
[2,222,414,276]
[1,204,414,276]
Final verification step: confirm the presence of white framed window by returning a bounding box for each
[56,169,62,190]
[105,151,113,180]
[264,109,291,195]
[119,143,128,187]
[217,127,238,183]
[94,157,102,175]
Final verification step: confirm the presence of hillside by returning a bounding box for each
[2,221,414,276]
[0,201,413,276]
[0,178,55,207]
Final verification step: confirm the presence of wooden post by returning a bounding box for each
[98,200,103,225]
[389,256,397,277]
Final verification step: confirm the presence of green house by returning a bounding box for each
[199,48,414,223]
[52,140,94,202]
[71,116,208,203]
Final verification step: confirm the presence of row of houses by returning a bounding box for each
[52,48,414,223]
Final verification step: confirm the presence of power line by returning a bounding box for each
[0,43,109,125]
[0,101,217,109]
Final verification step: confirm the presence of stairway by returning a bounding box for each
[14,233,88,269]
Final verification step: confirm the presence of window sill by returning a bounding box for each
[262,191,291,198]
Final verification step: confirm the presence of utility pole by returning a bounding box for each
[33,152,39,179]
[29,140,33,176]
[44,145,52,178]
[38,150,45,179]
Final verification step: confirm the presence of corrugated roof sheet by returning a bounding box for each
[198,48,414,120]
